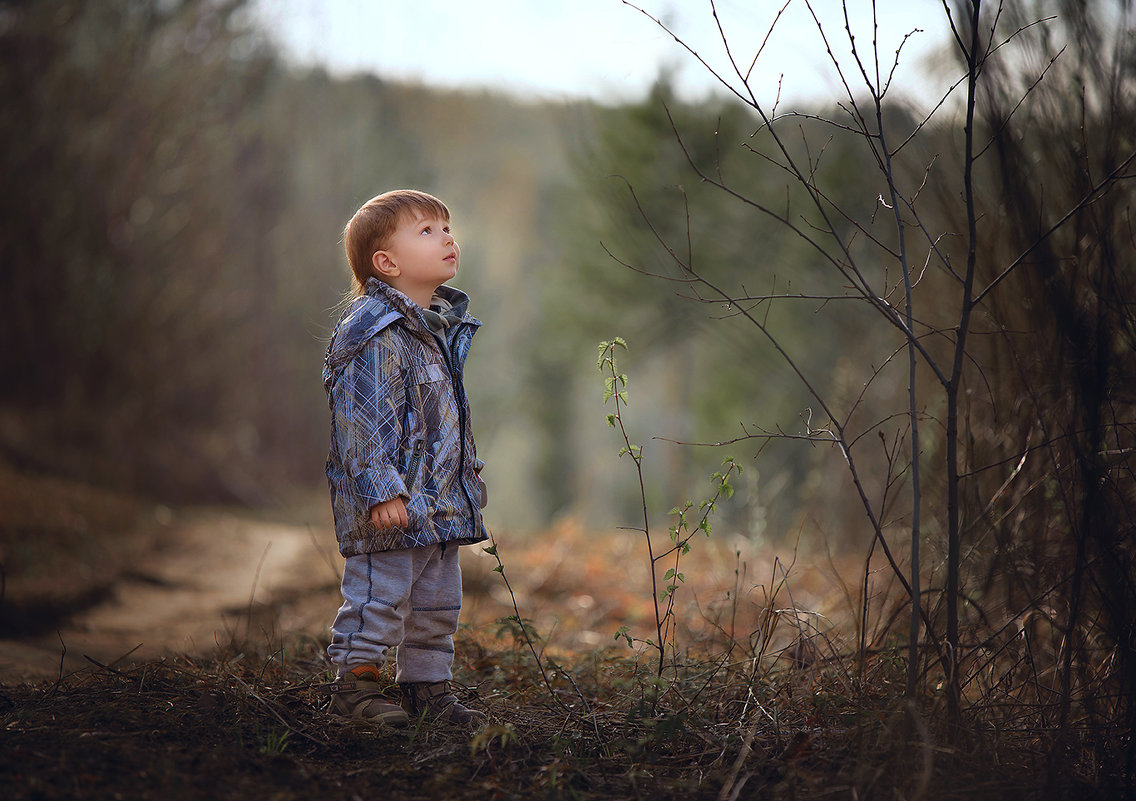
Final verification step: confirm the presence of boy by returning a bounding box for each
[322,190,487,727]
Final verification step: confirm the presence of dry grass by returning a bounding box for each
[2,554,1121,799]
[0,623,1088,801]
[0,466,1126,799]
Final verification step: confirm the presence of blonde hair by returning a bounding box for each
[342,189,451,295]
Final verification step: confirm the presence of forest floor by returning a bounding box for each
[0,461,1122,800]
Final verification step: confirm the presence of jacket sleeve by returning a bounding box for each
[329,332,408,516]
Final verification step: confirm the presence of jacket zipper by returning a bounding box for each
[442,328,479,521]
[425,320,480,524]
[405,439,425,490]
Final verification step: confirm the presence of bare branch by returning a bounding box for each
[882,27,925,97]
[745,0,793,83]
[620,1,754,107]
[976,44,1065,159]
[667,107,951,386]
[973,150,1136,304]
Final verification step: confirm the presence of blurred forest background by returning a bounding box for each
[0,0,884,538]
[0,0,1130,551]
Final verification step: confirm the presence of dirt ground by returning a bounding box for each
[0,457,854,685]
[0,494,652,683]
[0,464,1124,800]
[0,503,344,683]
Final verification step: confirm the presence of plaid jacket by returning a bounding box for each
[323,277,486,557]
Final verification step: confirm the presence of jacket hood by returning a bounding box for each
[322,278,476,392]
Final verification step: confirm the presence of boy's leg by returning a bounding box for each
[397,544,485,726]
[327,551,415,726]
[395,543,462,683]
[328,551,413,672]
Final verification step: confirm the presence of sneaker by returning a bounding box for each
[399,681,486,727]
[326,666,410,727]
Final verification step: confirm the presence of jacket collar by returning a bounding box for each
[324,279,481,390]
[362,276,477,330]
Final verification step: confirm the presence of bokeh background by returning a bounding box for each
[0,0,953,535]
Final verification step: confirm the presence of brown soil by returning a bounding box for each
[0,459,343,681]
[0,464,1123,799]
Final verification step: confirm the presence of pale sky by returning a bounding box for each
[253,0,954,107]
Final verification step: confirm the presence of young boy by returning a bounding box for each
[322,189,487,727]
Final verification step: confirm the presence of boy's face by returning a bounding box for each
[373,211,459,302]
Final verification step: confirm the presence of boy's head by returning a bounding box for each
[343,190,451,294]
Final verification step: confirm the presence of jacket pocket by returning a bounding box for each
[409,361,449,385]
[405,439,426,492]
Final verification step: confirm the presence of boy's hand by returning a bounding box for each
[370,497,408,531]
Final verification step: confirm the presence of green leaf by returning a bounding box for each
[618,390,630,404]
[664,568,675,580]
[606,413,617,428]
[613,336,628,350]
[493,565,504,573]
[483,545,498,556]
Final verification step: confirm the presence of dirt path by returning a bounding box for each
[0,508,344,683]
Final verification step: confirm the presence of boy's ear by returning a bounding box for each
[372,249,400,279]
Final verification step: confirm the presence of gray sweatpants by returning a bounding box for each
[328,543,461,683]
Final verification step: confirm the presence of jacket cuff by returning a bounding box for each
[352,466,409,515]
